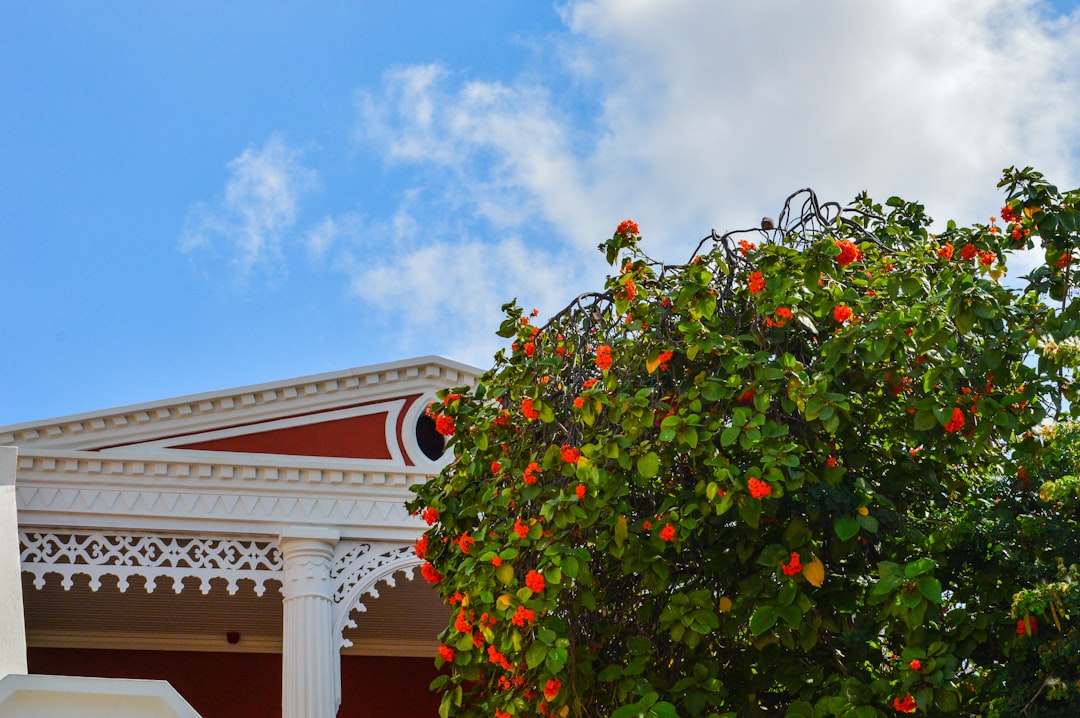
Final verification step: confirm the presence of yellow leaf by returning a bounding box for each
[495,563,515,585]
[496,594,513,611]
[719,596,733,613]
[857,506,869,516]
[803,556,825,587]
[646,354,663,373]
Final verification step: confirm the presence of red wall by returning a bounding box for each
[27,648,440,718]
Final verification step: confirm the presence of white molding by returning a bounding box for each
[0,356,480,451]
[399,392,455,471]
[15,450,431,540]
[24,630,438,658]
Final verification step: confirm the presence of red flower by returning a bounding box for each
[642,520,652,530]
[616,219,640,236]
[487,645,512,670]
[543,679,561,701]
[456,534,475,555]
[748,271,765,294]
[496,709,511,718]
[455,609,472,633]
[909,659,922,671]
[738,239,757,256]
[1057,253,1072,268]
[937,242,954,260]
[943,407,965,433]
[434,414,455,436]
[511,605,536,627]
[826,456,837,468]
[523,342,536,357]
[747,477,771,499]
[525,570,546,593]
[1001,204,1019,223]
[491,461,501,474]
[514,518,529,538]
[622,277,638,301]
[834,239,861,266]
[573,396,585,409]
[660,523,676,542]
[596,345,613,371]
[960,243,978,261]
[655,350,674,370]
[490,556,503,568]
[769,307,793,328]
[781,552,802,576]
[438,644,455,662]
[523,461,542,485]
[738,389,755,404]
[582,378,598,389]
[414,535,429,559]
[1017,615,1038,636]
[421,507,440,526]
[833,304,853,324]
[521,397,540,420]
[892,694,917,713]
[978,250,996,266]
[561,445,581,464]
[575,484,587,500]
[420,561,442,584]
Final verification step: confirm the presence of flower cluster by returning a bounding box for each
[748,271,765,294]
[747,477,771,499]
[523,461,542,485]
[511,605,536,627]
[781,552,802,576]
[834,239,862,266]
[421,561,442,584]
[525,570,546,593]
[1016,615,1038,636]
[833,304,853,324]
[765,306,793,328]
[943,407,965,433]
[660,523,676,542]
[561,445,581,464]
[616,219,640,236]
[421,507,439,526]
[521,397,539,420]
[892,694,917,713]
[596,345,613,371]
[434,414,455,436]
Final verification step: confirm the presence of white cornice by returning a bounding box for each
[15,449,435,540]
[25,630,438,657]
[0,356,480,451]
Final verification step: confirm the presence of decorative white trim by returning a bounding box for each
[24,630,440,657]
[330,541,420,648]
[0,356,480,451]
[20,532,282,595]
[15,449,430,540]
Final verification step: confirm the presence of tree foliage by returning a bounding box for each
[408,167,1080,717]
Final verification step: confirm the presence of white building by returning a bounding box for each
[0,356,478,718]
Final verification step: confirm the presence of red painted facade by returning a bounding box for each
[28,648,441,717]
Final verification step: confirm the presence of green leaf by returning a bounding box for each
[750,604,779,636]
[495,563,515,585]
[834,515,860,541]
[637,452,660,478]
[918,576,943,603]
[720,426,740,447]
[914,409,938,431]
[526,640,547,669]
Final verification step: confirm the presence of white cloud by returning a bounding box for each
[342,0,1080,365]
[179,134,319,282]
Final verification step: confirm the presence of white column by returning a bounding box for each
[280,527,340,718]
[0,447,28,679]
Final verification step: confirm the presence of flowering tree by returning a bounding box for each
[408,167,1079,717]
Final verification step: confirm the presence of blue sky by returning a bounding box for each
[2,1,1079,426]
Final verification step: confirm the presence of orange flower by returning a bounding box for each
[521,397,540,420]
[781,552,802,576]
[543,679,561,701]
[573,396,585,409]
[937,242,954,260]
[834,239,861,266]
[960,243,978,261]
[747,477,771,499]
[909,659,922,671]
[414,535,428,559]
[491,556,502,567]
[978,250,997,266]
[438,644,455,662]
[596,345,613,371]
[561,445,581,464]
[738,239,757,255]
[523,461,542,485]
[523,342,536,357]
[660,524,676,541]
[575,484,587,500]
[616,219,640,236]
[1017,615,1038,636]
[892,695,917,713]
[943,407,965,433]
[421,561,442,584]
[456,534,474,554]
[833,304,853,324]
[514,518,529,538]
[435,414,455,436]
[491,461,501,474]
[748,271,765,294]
[583,378,598,389]
[511,605,536,627]
[525,570,546,592]
[421,507,440,525]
